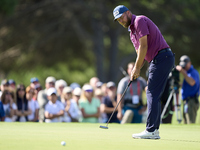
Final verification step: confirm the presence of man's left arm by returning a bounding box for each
[131,35,148,80]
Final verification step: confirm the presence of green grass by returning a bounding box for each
[0,123,200,150]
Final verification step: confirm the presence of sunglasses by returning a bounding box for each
[108,86,115,90]
[85,90,93,93]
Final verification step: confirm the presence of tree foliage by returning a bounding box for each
[0,0,199,86]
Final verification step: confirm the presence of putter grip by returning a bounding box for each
[128,80,132,87]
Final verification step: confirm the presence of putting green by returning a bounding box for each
[0,123,200,150]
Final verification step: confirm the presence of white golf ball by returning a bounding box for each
[61,141,66,146]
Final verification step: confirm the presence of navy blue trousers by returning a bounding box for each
[146,50,175,132]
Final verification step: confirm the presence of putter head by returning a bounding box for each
[99,125,108,129]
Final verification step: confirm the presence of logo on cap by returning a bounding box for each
[114,10,119,17]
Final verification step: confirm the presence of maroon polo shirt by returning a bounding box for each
[129,15,170,63]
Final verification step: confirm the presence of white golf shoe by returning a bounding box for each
[132,129,160,139]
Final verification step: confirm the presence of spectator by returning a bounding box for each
[15,84,32,122]
[30,77,41,101]
[26,86,39,122]
[35,83,42,92]
[55,79,67,100]
[101,83,108,97]
[0,100,5,121]
[95,88,107,123]
[44,87,64,123]
[89,77,100,89]
[95,88,104,103]
[0,79,9,99]
[8,79,16,91]
[117,62,147,123]
[61,86,80,122]
[101,81,120,123]
[176,55,200,124]
[32,83,42,101]
[79,84,100,123]
[1,90,17,122]
[30,77,40,89]
[37,76,56,122]
[72,87,82,106]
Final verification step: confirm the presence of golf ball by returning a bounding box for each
[61,141,66,146]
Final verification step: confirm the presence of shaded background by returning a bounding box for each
[0,0,200,86]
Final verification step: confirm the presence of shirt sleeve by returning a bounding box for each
[135,17,149,39]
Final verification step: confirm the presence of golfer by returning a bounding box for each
[113,5,175,139]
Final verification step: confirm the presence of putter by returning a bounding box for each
[99,80,132,129]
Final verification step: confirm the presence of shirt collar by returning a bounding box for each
[128,14,136,32]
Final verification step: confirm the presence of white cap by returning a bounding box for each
[47,87,57,96]
[63,86,72,93]
[55,79,67,89]
[73,87,82,96]
[82,84,93,91]
[45,76,56,83]
[106,81,116,88]
[96,81,103,88]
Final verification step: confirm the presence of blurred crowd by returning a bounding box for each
[0,57,199,124]
[0,62,148,123]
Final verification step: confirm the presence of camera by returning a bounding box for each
[169,67,180,92]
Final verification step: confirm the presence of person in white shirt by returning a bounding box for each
[26,86,39,122]
[45,87,64,123]
[61,86,81,122]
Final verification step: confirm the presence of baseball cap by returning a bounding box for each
[113,5,129,21]
[30,77,39,83]
[8,79,16,85]
[45,76,56,83]
[47,87,57,96]
[70,82,81,90]
[179,55,190,68]
[82,84,93,91]
[63,86,72,93]
[96,81,103,88]
[55,79,67,89]
[73,87,82,96]
[106,81,116,88]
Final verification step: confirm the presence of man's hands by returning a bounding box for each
[176,65,196,86]
[131,67,141,80]
[176,65,186,74]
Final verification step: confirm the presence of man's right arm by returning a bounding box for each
[176,65,196,86]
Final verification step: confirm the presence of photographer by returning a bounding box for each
[176,55,199,124]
